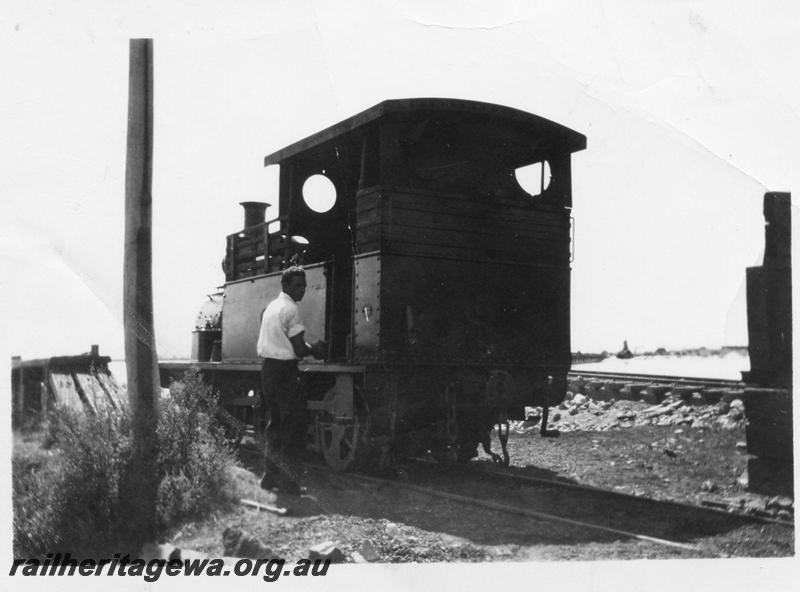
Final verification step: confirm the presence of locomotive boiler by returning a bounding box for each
[160,98,586,470]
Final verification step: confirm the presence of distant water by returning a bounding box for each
[572,352,749,381]
[110,353,750,385]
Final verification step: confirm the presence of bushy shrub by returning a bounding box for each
[156,368,238,526]
[13,440,64,556]
[14,407,132,557]
[13,368,238,558]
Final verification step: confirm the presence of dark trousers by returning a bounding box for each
[260,358,306,481]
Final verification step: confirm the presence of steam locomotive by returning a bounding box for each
[159,98,586,470]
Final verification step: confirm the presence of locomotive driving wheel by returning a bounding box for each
[313,382,371,472]
[316,415,361,472]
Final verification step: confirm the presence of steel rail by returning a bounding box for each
[567,369,744,388]
[465,463,794,528]
[336,469,719,556]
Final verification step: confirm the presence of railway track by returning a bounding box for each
[304,459,791,559]
[567,369,743,389]
[564,369,745,404]
[463,461,793,528]
[342,467,711,555]
[236,416,793,560]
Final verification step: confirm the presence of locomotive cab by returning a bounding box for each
[170,98,586,470]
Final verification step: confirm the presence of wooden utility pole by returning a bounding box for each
[123,38,159,547]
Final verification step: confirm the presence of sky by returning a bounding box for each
[2,1,799,587]
[3,0,799,364]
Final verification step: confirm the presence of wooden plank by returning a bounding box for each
[49,372,84,412]
[381,226,560,254]
[74,372,113,413]
[354,237,566,264]
[357,215,566,244]
[360,199,568,227]
[356,226,565,263]
[233,243,267,259]
[356,196,567,225]
[356,212,566,245]
[358,206,567,238]
[15,365,24,425]
[240,498,287,515]
[231,234,264,250]
[228,223,270,241]
[357,191,568,225]
[95,370,127,410]
[70,372,99,415]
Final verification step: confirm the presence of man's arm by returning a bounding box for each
[289,332,326,360]
[289,331,312,359]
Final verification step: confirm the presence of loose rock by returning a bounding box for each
[730,398,745,411]
[690,392,705,405]
[737,469,749,488]
[716,416,739,430]
[767,496,793,510]
[358,540,380,561]
[223,527,273,558]
[744,499,767,514]
[309,541,346,563]
[700,480,717,492]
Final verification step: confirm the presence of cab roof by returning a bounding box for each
[263,98,586,166]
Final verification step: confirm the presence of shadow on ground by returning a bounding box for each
[233,435,778,554]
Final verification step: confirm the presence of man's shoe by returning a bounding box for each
[275,476,302,495]
[260,474,278,491]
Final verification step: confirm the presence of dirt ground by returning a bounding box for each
[170,396,794,563]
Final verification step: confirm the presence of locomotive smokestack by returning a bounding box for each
[240,201,271,229]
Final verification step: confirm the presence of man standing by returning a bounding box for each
[257,266,324,494]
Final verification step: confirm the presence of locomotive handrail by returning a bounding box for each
[224,214,298,281]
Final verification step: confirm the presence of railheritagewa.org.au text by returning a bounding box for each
[10,553,332,582]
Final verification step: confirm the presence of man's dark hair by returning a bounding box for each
[281,266,306,285]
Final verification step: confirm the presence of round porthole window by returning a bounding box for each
[515,161,551,198]
[302,174,337,213]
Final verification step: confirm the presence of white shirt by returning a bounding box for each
[256,292,306,360]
